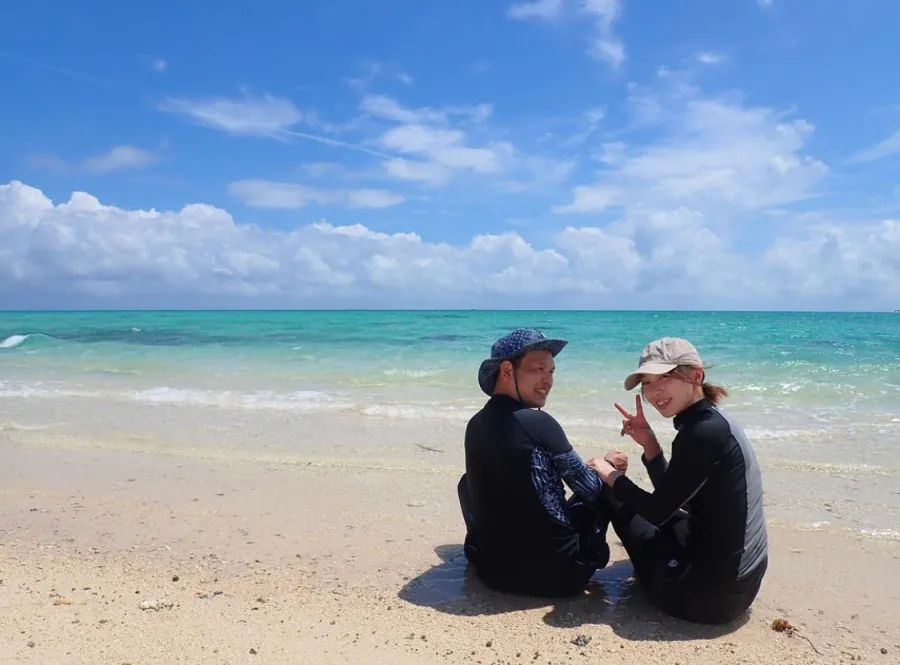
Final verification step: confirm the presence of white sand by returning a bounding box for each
[2,440,898,665]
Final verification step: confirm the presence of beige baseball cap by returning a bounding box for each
[624,337,704,390]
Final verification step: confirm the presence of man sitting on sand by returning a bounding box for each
[457,328,627,598]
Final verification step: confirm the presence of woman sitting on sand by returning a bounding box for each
[588,337,768,625]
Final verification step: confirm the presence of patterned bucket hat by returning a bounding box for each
[477,328,568,395]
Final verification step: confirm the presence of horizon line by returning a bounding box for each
[1,308,896,315]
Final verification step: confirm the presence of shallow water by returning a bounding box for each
[2,309,899,538]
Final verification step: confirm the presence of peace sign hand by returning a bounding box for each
[614,394,657,450]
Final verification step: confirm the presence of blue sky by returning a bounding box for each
[1,0,899,310]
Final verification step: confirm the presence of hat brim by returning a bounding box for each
[477,339,568,395]
[623,362,678,391]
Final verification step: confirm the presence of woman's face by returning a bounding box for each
[640,367,703,418]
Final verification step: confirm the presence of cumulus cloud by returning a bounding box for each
[358,94,560,189]
[555,85,828,214]
[1,180,898,310]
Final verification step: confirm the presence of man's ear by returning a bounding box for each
[499,359,513,381]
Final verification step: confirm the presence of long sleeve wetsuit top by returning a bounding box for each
[463,395,605,581]
[611,398,769,581]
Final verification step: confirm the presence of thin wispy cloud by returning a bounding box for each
[159,92,304,139]
[507,0,626,68]
[581,0,626,68]
[695,51,725,64]
[228,179,405,210]
[159,91,391,158]
[83,146,161,173]
[25,146,161,174]
[847,130,900,164]
[507,0,564,19]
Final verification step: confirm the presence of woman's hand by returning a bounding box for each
[603,448,629,472]
[614,394,660,455]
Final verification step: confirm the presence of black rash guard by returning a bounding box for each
[462,394,610,595]
[611,398,768,582]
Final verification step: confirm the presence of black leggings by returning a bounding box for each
[457,474,611,598]
[607,495,767,625]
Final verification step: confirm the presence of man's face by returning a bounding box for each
[501,349,556,408]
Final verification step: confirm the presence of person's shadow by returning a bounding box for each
[397,544,751,642]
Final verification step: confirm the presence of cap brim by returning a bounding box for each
[623,362,678,390]
[523,338,568,357]
[478,339,568,395]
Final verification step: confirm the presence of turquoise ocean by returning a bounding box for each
[2,310,899,537]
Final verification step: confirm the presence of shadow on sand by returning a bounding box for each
[398,544,751,642]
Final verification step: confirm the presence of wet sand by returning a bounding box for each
[1,440,899,665]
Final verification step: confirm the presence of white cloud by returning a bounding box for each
[383,158,453,187]
[25,146,160,175]
[159,92,303,139]
[764,220,900,299]
[360,94,492,125]
[159,91,389,157]
[149,58,167,73]
[847,130,900,164]
[555,86,829,214]
[581,0,626,68]
[83,146,160,173]
[379,124,509,174]
[345,189,407,209]
[758,0,773,8]
[507,0,564,19]
[695,51,725,65]
[2,180,898,309]
[359,95,542,187]
[509,0,626,68]
[227,180,405,210]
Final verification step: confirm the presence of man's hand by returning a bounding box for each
[586,456,623,487]
[586,456,612,476]
[604,448,629,472]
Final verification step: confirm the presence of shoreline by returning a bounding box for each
[2,440,898,664]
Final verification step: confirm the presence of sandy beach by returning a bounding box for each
[2,421,898,665]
